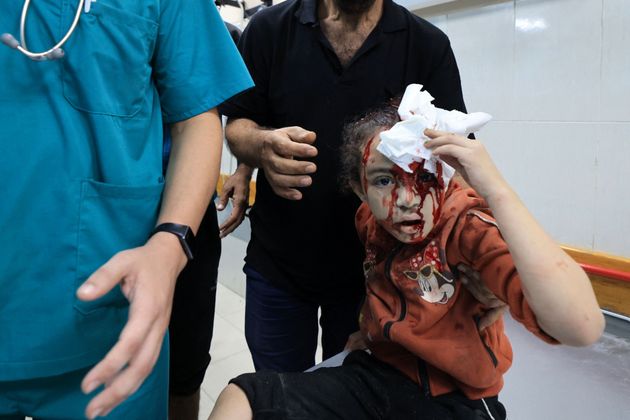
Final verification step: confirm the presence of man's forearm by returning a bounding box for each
[225,117,268,168]
[160,109,223,233]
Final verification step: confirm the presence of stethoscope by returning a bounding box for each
[1,0,94,61]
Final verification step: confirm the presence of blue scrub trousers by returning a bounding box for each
[0,339,169,420]
[244,265,363,372]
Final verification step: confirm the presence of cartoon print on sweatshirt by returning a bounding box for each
[404,241,455,304]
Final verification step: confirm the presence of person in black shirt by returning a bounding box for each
[219,0,469,372]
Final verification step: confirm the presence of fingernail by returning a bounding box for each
[78,283,95,296]
[217,204,224,210]
[305,164,316,172]
[90,408,102,419]
[300,178,312,186]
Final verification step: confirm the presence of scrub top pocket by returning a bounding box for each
[74,179,164,315]
[61,2,157,117]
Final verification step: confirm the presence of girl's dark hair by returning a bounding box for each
[339,99,401,192]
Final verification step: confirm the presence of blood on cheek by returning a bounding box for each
[388,186,396,220]
[390,165,444,230]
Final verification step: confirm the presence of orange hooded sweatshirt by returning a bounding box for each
[356,182,557,400]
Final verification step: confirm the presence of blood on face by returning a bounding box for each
[360,136,445,244]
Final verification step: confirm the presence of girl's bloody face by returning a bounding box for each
[361,136,445,244]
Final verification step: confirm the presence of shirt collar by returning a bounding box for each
[295,0,406,32]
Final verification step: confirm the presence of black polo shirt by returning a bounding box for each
[220,0,468,304]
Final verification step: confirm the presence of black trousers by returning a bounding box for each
[232,350,506,420]
[168,201,221,396]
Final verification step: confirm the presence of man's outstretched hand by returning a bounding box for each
[76,232,186,419]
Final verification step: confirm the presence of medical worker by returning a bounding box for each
[0,0,252,418]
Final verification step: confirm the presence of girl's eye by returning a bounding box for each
[373,176,394,187]
[418,172,436,183]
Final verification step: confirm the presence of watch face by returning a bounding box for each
[153,223,195,260]
[182,225,194,241]
[178,225,195,260]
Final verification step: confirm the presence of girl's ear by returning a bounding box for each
[351,180,367,202]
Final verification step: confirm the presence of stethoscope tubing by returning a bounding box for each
[2,0,85,60]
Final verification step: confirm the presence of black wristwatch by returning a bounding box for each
[151,223,195,261]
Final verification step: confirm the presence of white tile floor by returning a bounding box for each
[198,284,251,419]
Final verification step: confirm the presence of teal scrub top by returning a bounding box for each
[0,0,253,380]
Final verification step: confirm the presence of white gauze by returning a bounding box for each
[377,84,492,187]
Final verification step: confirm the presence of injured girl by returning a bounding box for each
[208,85,604,420]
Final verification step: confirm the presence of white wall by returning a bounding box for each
[416,0,630,258]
